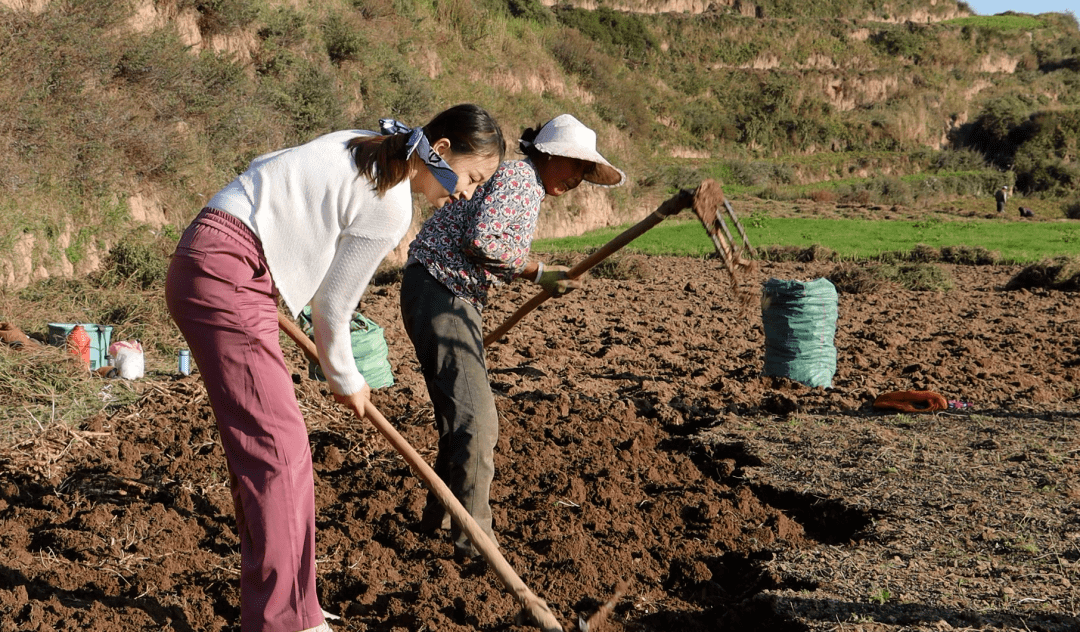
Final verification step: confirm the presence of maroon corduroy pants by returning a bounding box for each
[165,208,323,632]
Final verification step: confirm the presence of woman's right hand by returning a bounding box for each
[334,383,372,421]
[538,265,582,297]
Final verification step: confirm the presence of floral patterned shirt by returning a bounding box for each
[408,159,545,311]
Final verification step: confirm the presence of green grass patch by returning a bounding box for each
[534,216,1080,263]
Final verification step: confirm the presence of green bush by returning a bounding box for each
[506,0,553,25]
[714,40,763,65]
[963,94,1040,167]
[546,28,653,136]
[1064,197,1080,220]
[932,148,987,172]
[323,14,365,65]
[436,0,494,49]
[868,176,914,206]
[260,59,343,137]
[728,160,796,187]
[96,228,175,290]
[1012,109,1080,194]
[259,5,308,43]
[552,6,657,62]
[871,23,929,61]
[638,165,708,193]
[360,50,436,126]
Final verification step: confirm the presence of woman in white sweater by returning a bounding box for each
[164,104,503,632]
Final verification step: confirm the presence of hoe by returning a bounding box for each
[484,179,754,347]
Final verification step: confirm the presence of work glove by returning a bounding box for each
[537,265,582,297]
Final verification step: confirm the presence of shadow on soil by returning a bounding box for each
[754,593,1080,632]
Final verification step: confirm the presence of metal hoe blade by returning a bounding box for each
[691,181,754,281]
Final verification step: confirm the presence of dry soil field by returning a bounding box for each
[1,254,1079,632]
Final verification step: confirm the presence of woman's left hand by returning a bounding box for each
[334,383,372,421]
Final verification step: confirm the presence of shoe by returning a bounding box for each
[297,621,331,632]
[414,507,451,534]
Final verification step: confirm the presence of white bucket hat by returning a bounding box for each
[530,114,625,187]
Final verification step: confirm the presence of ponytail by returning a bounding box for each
[347,134,411,196]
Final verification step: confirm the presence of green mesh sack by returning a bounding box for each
[297,307,395,389]
[761,278,838,388]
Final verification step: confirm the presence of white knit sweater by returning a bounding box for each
[208,130,412,396]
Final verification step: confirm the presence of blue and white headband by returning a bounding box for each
[379,118,458,195]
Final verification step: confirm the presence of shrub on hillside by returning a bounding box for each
[870,23,929,61]
[728,160,795,187]
[933,148,988,172]
[435,0,492,49]
[867,176,914,206]
[506,0,553,24]
[637,165,706,192]
[1012,109,1080,195]
[1064,197,1080,219]
[259,5,307,42]
[96,229,174,290]
[546,28,652,136]
[323,14,365,65]
[552,6,657,62]
[963,94,1039,167]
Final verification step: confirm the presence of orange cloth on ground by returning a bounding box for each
[872,390,948,413]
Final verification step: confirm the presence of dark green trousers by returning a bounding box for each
[400,264,498,557]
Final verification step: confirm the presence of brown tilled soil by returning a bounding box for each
[1,256,1079,632]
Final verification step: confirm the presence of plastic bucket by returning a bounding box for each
[48,323,115,370]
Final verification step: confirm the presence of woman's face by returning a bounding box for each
[418,139,501,208]
[537,154,587,197]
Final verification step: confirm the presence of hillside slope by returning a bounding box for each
[0,0,1077,288]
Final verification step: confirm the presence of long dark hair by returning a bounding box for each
[348,104,505,195]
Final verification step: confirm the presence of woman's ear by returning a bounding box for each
[430,137,452,156]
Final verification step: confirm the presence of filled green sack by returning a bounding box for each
[298,307,394,389]
[761,277,838,388]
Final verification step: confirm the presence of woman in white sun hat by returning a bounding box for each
[399,114,625,560]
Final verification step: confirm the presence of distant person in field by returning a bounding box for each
[164,104,504,632]
[1019,206,1035,218]
[399,114,625,560]
[995,185,1009,213]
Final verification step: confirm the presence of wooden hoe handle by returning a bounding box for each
[277,313,563,632]
[483,186,698,348]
